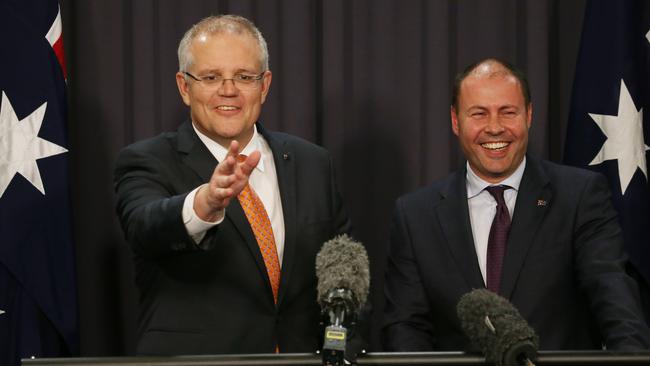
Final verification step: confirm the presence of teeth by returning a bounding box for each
[482,142,509,150]
[217,106,238,111]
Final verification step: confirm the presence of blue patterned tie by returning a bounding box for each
[485,185,511,292]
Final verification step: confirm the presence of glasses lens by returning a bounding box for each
[233,73,263,89]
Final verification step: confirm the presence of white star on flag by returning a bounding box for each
[0,309,4,315]
[588,79,650,194]
[0,91,68,198]
[646,28,650,44]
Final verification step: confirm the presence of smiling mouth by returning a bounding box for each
[216,105,240,111]
[481,142,510,150]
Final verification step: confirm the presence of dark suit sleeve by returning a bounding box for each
[114,145,198,258]
[381,197,435,351]
[574,173,650,350]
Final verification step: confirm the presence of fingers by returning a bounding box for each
[225,140,240,161]
[197,141,262,216]
[210,186,233,203]
[215,140,241,176]
[216,154,237,176]
[238,150,261,177]
[207,141,261,206]
[213,172,235,189]
[214,141,259,182]
[208,166,237,204]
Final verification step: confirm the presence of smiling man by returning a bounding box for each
[114,15,356,356]
[382,58,650,351]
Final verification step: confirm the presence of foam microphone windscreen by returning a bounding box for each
[315,234,370,308]
[457,289,538,366]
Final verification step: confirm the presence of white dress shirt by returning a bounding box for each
[181,124,286,264]
[466,157,526,285]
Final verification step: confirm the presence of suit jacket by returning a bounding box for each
[114,121,351,355]
[382,157,650,351]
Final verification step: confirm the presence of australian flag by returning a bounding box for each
[0,0,79,365]
[564,0,650,297]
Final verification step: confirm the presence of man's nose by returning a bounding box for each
[218,79,238,96]
[485,115,505,134]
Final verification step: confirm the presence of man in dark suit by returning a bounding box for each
[114,15,352,355]
[382,58,650,351]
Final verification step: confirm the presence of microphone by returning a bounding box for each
[456,289,538,366]
[315,234,370,366]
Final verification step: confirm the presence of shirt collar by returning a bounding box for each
[466,156,526,199]
[191,123,266,173]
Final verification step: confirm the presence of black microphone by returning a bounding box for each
[315,234,370,366]
[456,289,539,366]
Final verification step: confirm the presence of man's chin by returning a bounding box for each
[218,128,255,144]
[470,162,512,182]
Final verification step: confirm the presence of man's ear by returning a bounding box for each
[176,72,191,106]
[260,71,272,104]
[526,102,533,128]
[451,106,460,136]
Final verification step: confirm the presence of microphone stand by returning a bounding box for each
[321,289,358,366]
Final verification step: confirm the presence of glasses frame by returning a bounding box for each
[183,71,266,89]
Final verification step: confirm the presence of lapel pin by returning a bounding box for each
[537,199,547,206]
[283,153,290,160]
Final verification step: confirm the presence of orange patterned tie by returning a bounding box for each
[237,156,281,304]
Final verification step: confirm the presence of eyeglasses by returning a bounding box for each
[183,71,265,90]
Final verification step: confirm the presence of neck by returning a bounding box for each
[193,124,255,152]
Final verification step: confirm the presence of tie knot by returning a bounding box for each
[485,185,509,205]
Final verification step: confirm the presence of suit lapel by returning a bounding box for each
[259,125,297,308]
[177,121,215,183]
[178,122,273,301]
[435,169,486,290]
[500,157,552,299]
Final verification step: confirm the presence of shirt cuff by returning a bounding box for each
[182,185,225,243]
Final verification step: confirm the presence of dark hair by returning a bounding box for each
[451,58,531,111]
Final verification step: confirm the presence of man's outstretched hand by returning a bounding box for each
[194,140,261,222]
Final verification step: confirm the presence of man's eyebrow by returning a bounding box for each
[466,105,488,111]
[499,104,519,110]
[193,68,219,74]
